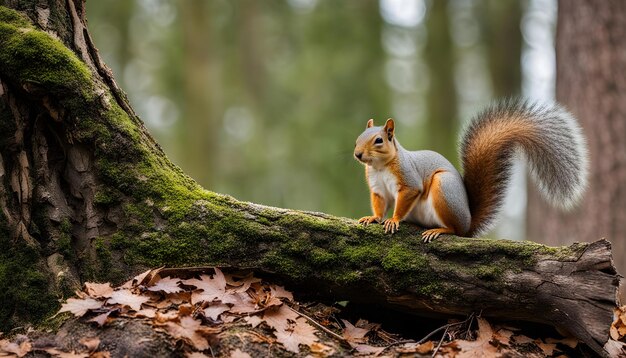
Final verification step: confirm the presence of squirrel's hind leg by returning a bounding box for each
[421,171,471,242]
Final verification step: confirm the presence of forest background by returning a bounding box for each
[86,0,555,242]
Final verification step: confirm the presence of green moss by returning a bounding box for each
[382,243,429,273]
[0,16,91,93]
[94,188,121,205]
[0,234,57,331]
[0,6,30,27]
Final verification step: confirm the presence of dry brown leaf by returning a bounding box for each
[270,285,294,301]
[228,274,261,293]
[42,349,89,358]
[446,317,499,358]
[0,339,31,357]
[203,303,230,320]
[535,340,557,356]
[88,310,115,326]
[611,323,621,341]
[108,289,150,311]
[244,315,263,328]
[512,334,534,344]
[354,344,385,355]
[184,269,237,305]
[178,304,194,317]
[545,337,578,348]
[259,305,300,333]
[229,348,252,358]
[90,352,111,358]
[164,316,210,350]
[186,352,211,358]
[121,268,152,289]
[492,328,513,346]
[274,317,319,353]
[228,292,258,314]
[133,308,157,319]
[341,319,369,345]
[397,341,434,354]
[147,276,183,293]
[58,297,103,317]
[604,339,626,357]
[309,342,335,357]
[84,282,113,298]
[154,310,179,323]
[79,337,100,352]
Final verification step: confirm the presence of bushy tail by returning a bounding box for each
[460,99,588,236]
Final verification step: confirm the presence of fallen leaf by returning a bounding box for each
[397,341,434,354]
[164,316,210,351]
[492,328,514,346]
[309,342,335,357]
[147,276,183,293]
[260,305,300,333]
[84,282,113,298]
[535,340,557,356]
[274,317,319,353]
[58,297,103,317]
[270,285,293,301]
[447,318,500,358]
[184,269,237,305]
[545,337,578,348]
[108,289,150,311]
[354,344,385,355]
[42,349,89,358]
[186,352,211,358]
[88,310,115,326]
[512,334,534,345]
[0,339,31,357]
[228,273,261,293]
[604,339,626,357]
[341,319,369,344]
[203,303,230,320]
[229,348,252,358]
[90,352,111,358]
[120,268,152,289]
[79,337,100,352]
[228,292,258,314]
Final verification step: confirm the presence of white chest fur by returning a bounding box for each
[367,168,398,202]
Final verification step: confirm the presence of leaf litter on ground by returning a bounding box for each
[0,266,590,357]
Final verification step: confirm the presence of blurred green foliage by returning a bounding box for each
[86,0,523,219]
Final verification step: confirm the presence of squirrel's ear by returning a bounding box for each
[384,118,395,140]
[366,119,374,128]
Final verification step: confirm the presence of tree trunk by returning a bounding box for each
[527,0,626,275]
[0,1,619,356]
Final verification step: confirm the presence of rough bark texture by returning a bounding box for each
[0,1,620,357]
[527,0,626,275]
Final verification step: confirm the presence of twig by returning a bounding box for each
[432,326,449,357]
[284,305,352,348]
[374,339,416,356]
[418,313,475,344]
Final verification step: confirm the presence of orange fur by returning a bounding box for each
[463,115,537,234]
[430,171,462,234]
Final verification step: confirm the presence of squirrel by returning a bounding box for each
[354,99,588,242]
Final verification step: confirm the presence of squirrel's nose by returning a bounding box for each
[355,152,363,160]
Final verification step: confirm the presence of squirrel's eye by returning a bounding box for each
[374,137,383,144]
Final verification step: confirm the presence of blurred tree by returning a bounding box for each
[527,0,626,274]
[424,0,457,162]
[179,1,216,188]
[480,0,522,96]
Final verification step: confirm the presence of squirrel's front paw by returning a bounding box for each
[383,218,400,234]
[358,216,381,226]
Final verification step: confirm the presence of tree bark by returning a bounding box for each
[0,1,619,356]
[527,1,626,275]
